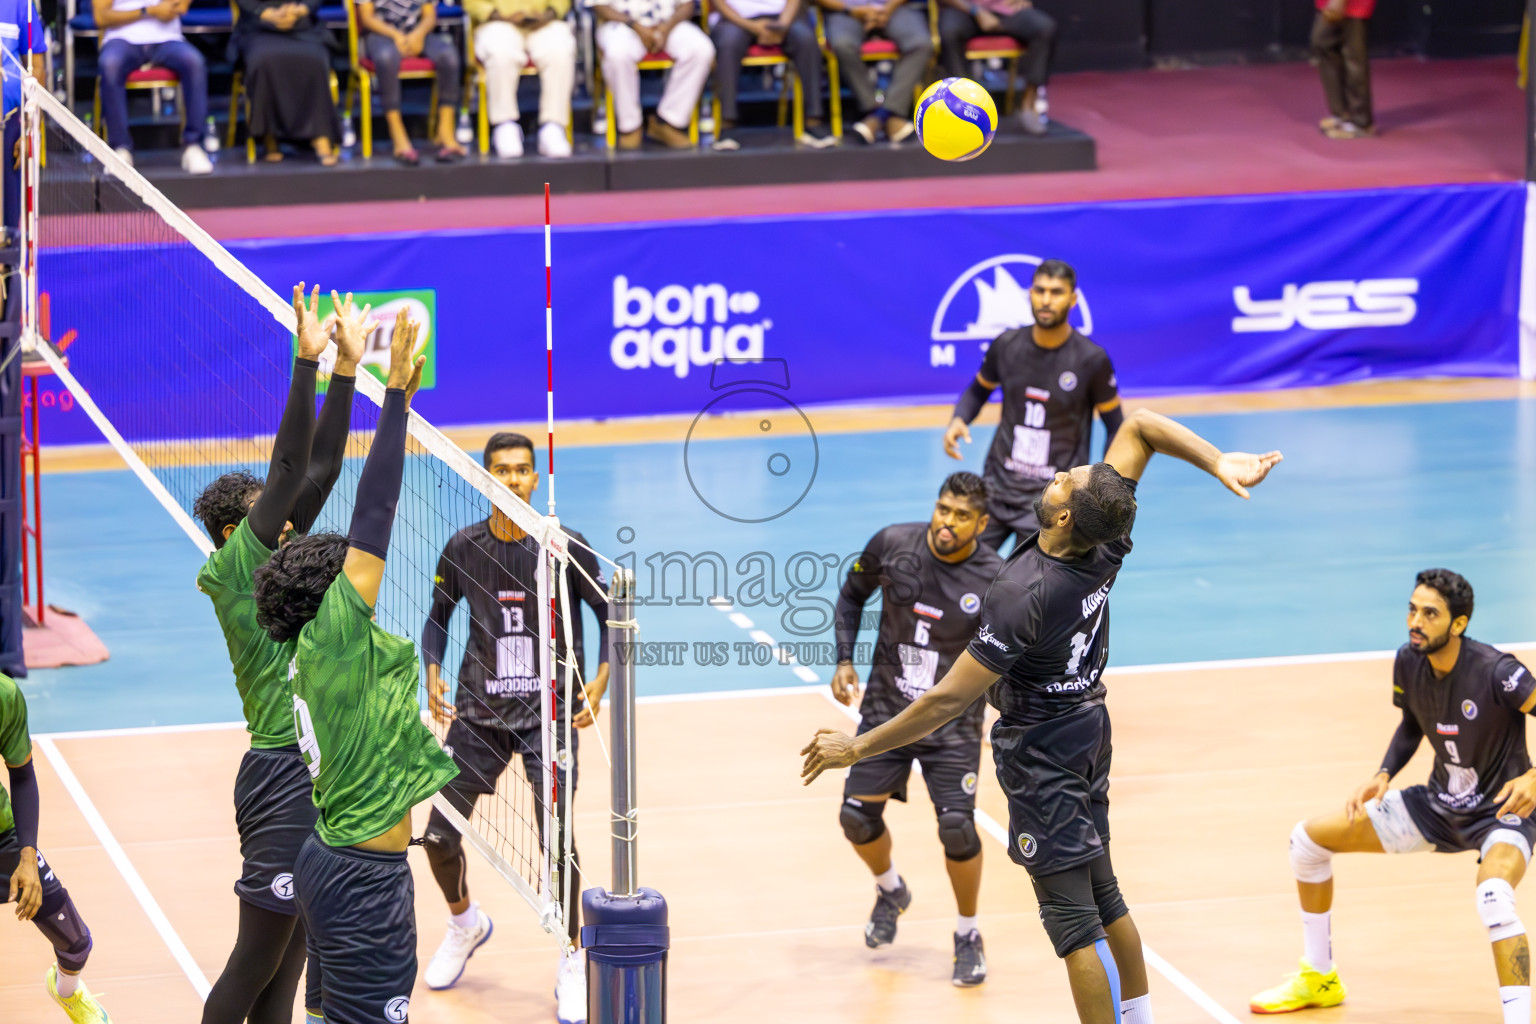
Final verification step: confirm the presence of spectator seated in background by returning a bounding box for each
[466,0,575,158]
[1312,0,1374,139]
[709,0,833,151]
[355,0,465,163]
[936,0,1052,134]
[231,0,342,163]
[591,0,712,149]
[93,0,213,171]
[816,0,931,144]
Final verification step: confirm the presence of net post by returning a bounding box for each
[609,566,638,897]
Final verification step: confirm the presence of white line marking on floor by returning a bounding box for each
[35,737,212,1000]
[748,629,776,646]
[792,666,821,682]
[815,688,1236,1024]
[728,612,755,629]
[37,720,246,740]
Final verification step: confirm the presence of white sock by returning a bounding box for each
[1501,986,1531,1024]
[956,914,978,936]
[54,968,79,998]
[1301,910,1332,973]
[450,901,480,930]
[874,866,901,893]
[1120,993,1154,1024]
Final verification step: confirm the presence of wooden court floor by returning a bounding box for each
[1,650,1527,1023]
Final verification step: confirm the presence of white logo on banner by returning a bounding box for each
[930,255,1095,342]
[1231,279,1419,333]
[610,275,770,378]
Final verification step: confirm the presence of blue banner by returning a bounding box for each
[35,183,1523,445]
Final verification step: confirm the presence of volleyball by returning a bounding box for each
[915,77,998,162]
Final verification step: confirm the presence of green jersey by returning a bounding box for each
[0,674,31,835]
[292,572,457,847]
[196,519,299,749]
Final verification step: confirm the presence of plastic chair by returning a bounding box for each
[92,65,183,143]
[815,0,937,136]
[344,0,441,157]
[703,0,803,140]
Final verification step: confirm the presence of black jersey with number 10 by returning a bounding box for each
[1392,638,1536,818]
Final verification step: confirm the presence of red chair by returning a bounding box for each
[345,0,441,158]
[93,66,183,142]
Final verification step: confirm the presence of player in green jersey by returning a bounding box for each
[0,674,113,1023]
[253,309,457,1024]
[193,284,371,1024]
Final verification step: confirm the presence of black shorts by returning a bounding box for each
[992,702,1112,876]
[233,745,319,914]
[844,727,982,817]
[295,833,416,1024]
[1401,785,1536,858]
[441,717,577,804]
[0,827,65,905]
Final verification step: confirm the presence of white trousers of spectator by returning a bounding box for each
[596,20,714,135]
[475,18,576,128]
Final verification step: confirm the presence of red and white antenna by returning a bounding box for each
[544,182,555,518]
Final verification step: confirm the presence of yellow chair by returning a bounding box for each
[344,0,441,158]
[815,0,937,137]
[227,1,342,162]
[703,0,803,140]
[93,65,184,142]
[591,14,700,148]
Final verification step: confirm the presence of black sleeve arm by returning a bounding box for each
[421,587,454,669]
[1379,709,1424,778]
[834,546,882,663]
[574,551,611,666]
[247,358,318,549]
[289,373,356,535]
[347,388,408,560]
[951,377,995,426]
[1099,404,1125,460]
[7,760,38,850]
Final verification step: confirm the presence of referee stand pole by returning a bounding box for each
[582,567,669,1024]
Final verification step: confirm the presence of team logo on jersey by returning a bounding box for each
[1463,700,1479,720]
[960,772,978,795]
[384,996,410,1022]
[1436,724,1459,735]
[270,873,295,900]
[1505,668,1528,693]
[1058,371,1078,392]
[960,593,980,614]
[976,625,1009,652]
[1018,833,1037,859]
[1502,814,1525,826]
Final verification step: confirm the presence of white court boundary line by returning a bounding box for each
[34,737,212,999]
[816,687,1242,1024]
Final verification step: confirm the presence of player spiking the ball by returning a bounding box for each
[418,431,610,1024]
[192,283,370,1024]
[1251,569,1536,1021]
[830,472,1002,986]
[253,308,458,1024]
[0,674,111,1023]
[804,407,1282,1024]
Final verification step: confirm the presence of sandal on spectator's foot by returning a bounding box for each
[1317,116,1342,131]
[394,147,420,166]
[852,114,883,144]
[711,133,741,152]
[434,145,465,162]
[886,117,915,144]
[647,115,694,149]
[1323,121,1374,140]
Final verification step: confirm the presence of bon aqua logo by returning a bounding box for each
[609,275,771,378]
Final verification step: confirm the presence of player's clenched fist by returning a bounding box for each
[801,728,860,785]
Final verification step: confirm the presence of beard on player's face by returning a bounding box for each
[1033,492,1068,534]
[1032,301,1065,328]
[1408,620,1452,653]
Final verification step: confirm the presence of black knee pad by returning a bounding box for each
[1031,865,1105,959]
[936,809,981,862]
[34,889,92,971]
[1089,854,1129,928]
[839,797,887,846]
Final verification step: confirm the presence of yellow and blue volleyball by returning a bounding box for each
[915,77,998,162]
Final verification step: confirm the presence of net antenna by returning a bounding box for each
[19,76,628,945]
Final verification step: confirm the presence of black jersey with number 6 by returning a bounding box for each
[835,522,1003,738]
[423,520,607,732]
[1392,638,1536,818]
[966,500,1135,726]
[979,329,1117,509]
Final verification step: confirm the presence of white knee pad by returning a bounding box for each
[1290,821,1333,884]
[1477,878,1526,943]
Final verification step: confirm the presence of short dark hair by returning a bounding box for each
[193,471,264,549]
[940,471,989,513]
[1033,259,1077,292]
[253,532,348,642]
[483,432,536,470]
[1415,568,1474,623]
[1068,463,1136,548]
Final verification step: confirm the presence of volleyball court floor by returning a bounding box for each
[4,380,1536,1021]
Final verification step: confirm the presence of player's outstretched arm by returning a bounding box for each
[291,291,370,534]
[342,309,425,607]
[1104,407,1282,495]
[801,651,999,784]
[247,284,328,548]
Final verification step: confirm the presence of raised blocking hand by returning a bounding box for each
[293,283,330,361]
[328,289,373,375]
